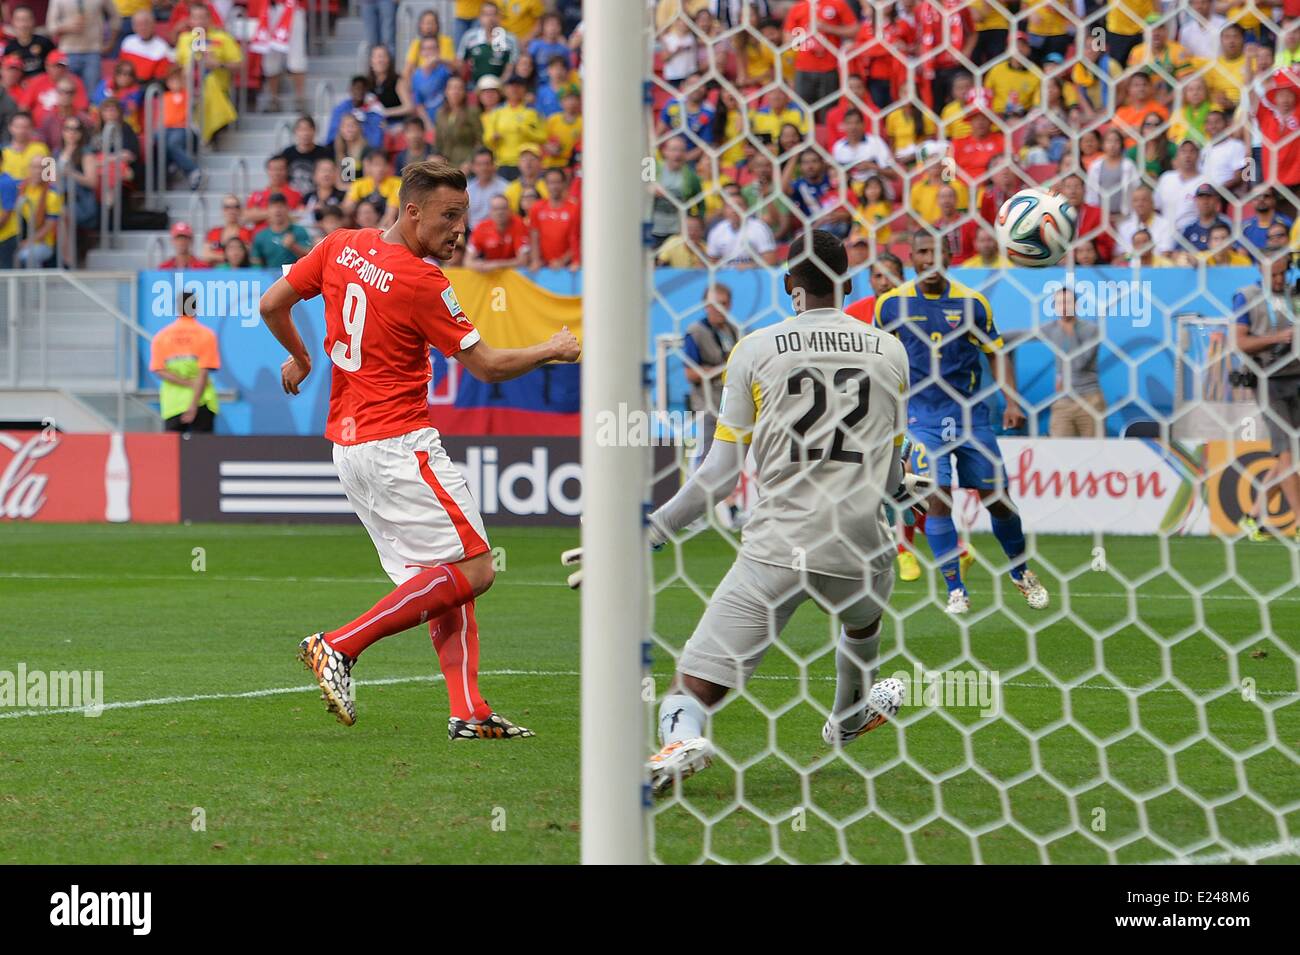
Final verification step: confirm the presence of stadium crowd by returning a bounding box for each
[0,0,585,268]
[1,0,1299,274]
[648,0,1300,274]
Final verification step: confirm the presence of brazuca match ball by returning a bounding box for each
[995,188,1077,267]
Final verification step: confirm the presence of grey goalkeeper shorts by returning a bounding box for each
[677,554,895,690]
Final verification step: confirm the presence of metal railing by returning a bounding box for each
[0,270,143,429]
[98,121,126,246]
[142,83,167,205]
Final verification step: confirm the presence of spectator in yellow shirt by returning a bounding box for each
[1026,0,1070,63]
[970,1,1011,65]
[503,146,549,212]
[174,4,241,142]
[1203,23,1251,109]
[454,2,485,47]
[984,33,1041,116]
[483,74,545,177]
[1105,0,1158,67]
[655,215,707,268]
[941,73,974,140]
[884,104,937,164]
[498,0,544,42]
[403,9,457,80]
[15,152,61,267]
[735,18,796,89]
[343,148,401,226]
[749,87,809,141]
[1204,222,1253,265]
[962,228,1012,267]
[1128,15,1199,84]
[1,112,50,180]
[910,160,969,223]
[542,87,582,168]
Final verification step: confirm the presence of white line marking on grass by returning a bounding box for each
[3,670,1293,721]
[1144,838,1300,865]
[0,669,582,720]
[2,571,1298,603]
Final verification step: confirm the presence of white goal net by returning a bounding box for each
[629,0,1300,865]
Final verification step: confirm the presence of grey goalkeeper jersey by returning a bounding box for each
[714,307,910,579]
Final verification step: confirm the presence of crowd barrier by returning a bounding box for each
[133,265,1261,438]
[0,430,1287,534]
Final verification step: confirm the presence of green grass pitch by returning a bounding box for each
[0,523,1297,864]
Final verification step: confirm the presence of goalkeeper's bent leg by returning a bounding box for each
[832,622,881,730]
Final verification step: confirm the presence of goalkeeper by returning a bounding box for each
[573,230,930,793]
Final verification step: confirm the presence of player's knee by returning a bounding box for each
[985,498,1016,520]
[459,554,496,596]
[678,673,728,707]
[928,494,952,517]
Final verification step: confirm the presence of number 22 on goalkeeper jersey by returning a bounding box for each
[713,307,910,580]
[284,227,482,445]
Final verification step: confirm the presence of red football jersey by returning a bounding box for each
[783,0,857,74]
[286,227,481,445]
[468,215,529,261]
[528,198,580,264]
[845,295,875,324]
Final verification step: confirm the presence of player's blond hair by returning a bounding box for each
[398,158,468,208]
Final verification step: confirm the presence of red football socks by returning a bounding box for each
[324,563,473,659]
[429,600,491,721]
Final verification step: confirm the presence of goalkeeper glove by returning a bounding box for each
[891,472,934,524]
[560,532,666,590]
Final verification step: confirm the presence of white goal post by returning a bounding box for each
[579,0,652,864]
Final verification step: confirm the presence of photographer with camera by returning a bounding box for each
[1232,251,1300,540]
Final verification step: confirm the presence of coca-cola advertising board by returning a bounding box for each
[0,431,180,523]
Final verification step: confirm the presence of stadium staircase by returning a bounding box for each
[85,10,376,270]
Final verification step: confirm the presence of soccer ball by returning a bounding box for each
[995,188,1077,267]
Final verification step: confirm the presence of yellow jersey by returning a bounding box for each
[1106,0,1156,36]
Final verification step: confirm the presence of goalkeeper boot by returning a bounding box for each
[897,550,921,582]
[648,738,712,795]
[1238,516,1268,543]
[297,633,356,726]
[945,588,971,615]
[448,710,536,740]
[823,677,905,745]
[1014,569,1050,610]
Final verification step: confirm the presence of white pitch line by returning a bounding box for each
[0,669,582,720]
[2,670,1294,721]
[1,570,1297,603]
[1144,838,1300,865]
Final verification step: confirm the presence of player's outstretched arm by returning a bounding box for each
[456,326,581,383]
[991,349,1026,431]
[648,437,745,545]
[259,277,312,395]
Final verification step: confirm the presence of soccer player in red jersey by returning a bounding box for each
[843,250,902,325]
[258,158,581,738]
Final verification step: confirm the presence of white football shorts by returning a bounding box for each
[677,552,895,689]
[333,427,490,585]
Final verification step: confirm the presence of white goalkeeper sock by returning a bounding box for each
[833,626,881,730]
[658,693,706,746]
